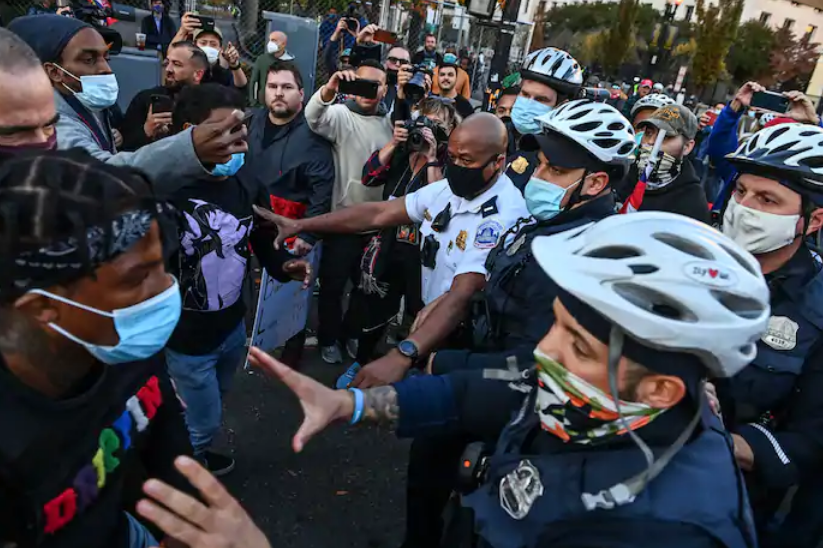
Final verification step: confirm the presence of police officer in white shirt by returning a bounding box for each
[257,113,528,387]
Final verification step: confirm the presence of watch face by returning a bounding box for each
[399,340,417,357]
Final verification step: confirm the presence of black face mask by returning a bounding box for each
[386,69,398,86]
[446,154,500,199]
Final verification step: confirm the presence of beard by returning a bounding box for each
[270,103,297,119]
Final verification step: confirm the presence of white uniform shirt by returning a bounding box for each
[405,173,529,305]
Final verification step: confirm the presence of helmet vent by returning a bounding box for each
[607,122,625,131]
[629,264,659,275]
[594,138,620,149]
[711,290,767,320]
[652,232,714,260]
[798,156,823,169]
[613,283,696,321]
[718,243,758,276]
[618,143,635,155]
[584,245,641,259]
[574,121,600,132]
[769,141,799,155]
[766,125,791,143]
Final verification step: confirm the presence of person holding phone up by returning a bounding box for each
[706,81,821,211]
[304,63,394,365]
[120,41,209,151]
[172,13,247,91]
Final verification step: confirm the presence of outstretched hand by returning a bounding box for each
[252,205,301,250]
[248,347,353,452]
[139,456,271,548]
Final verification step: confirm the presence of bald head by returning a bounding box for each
[270,31,287,45]
[453,113,508,157]
[0,27,42,75]
[0,28,58,150]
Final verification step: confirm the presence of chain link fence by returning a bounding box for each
[1,0,532,94]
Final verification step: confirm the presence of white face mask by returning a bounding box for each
[722,195,801,255]
[200,46,220,65]
[267,41,280,54]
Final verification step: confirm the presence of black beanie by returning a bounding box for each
[8,14,93,64]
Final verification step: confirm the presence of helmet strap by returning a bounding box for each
[581,325,704,511]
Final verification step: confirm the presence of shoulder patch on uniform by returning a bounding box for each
[480,196,499,218]
[511,156,529,174]
[762,316,799,351]
[474,220,504,249]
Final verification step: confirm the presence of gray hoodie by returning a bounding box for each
[53,90,207,191]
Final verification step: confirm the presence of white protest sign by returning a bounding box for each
[245,245,321,368]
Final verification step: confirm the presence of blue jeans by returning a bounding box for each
[126,512,158,548]
[166,320,246,456]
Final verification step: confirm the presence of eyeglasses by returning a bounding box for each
[387,56,409,65]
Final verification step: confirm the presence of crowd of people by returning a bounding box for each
[1,5,823,548]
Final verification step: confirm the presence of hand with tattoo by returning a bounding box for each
[248,347,400,451]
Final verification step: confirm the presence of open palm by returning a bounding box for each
[248,347,352,452]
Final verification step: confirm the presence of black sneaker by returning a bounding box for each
[202,451,235,477]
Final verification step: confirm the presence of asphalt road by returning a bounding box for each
[213,328,409,548]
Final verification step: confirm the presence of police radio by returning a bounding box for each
[456,441,491,494]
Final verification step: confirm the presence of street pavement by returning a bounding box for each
[214,343,409,548]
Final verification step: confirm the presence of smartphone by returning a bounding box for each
[751,91,790,113]
[150,94,174,114]
[373,29,397,44]
[704,110,719,126]
[339,78,379,99]
[192,15,215,31]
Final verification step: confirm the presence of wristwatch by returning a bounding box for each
[397,339,420,361]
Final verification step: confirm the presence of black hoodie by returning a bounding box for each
[238,109,335,245]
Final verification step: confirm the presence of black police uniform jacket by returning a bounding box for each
[431,193,615,375]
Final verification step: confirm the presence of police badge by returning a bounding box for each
[499,459,544,520]
[761,316,799,351]
[506,234,527,256]
[456,230,468,251]
[511,156,529,175]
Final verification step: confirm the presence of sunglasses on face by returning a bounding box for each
[387,56,409,64]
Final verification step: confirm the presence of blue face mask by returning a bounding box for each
[524,176,582,221]
[511,96,552,135]
[29,279,182,365]
[56,66,119,111]
[634,130,644,147]
[212,153,246,177]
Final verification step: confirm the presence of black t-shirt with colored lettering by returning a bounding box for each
[0,354,193,548]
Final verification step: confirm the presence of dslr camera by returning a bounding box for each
[402,64,433,104]
[402,116,440,153]
[66,1,137,55]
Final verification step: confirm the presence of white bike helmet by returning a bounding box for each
[521,47,584,97]
[532,212,770,378]
[759,112,778,127]
[726,122,823,206]
[630,93,676,118]
[535,99,636,178]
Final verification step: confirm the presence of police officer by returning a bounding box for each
[716,122,823,547]
[504,47,584,191]
[430,100,636,374]
[257,112,528,385]
[252,211,770,548]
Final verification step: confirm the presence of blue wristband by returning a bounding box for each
[348,388,364,425]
